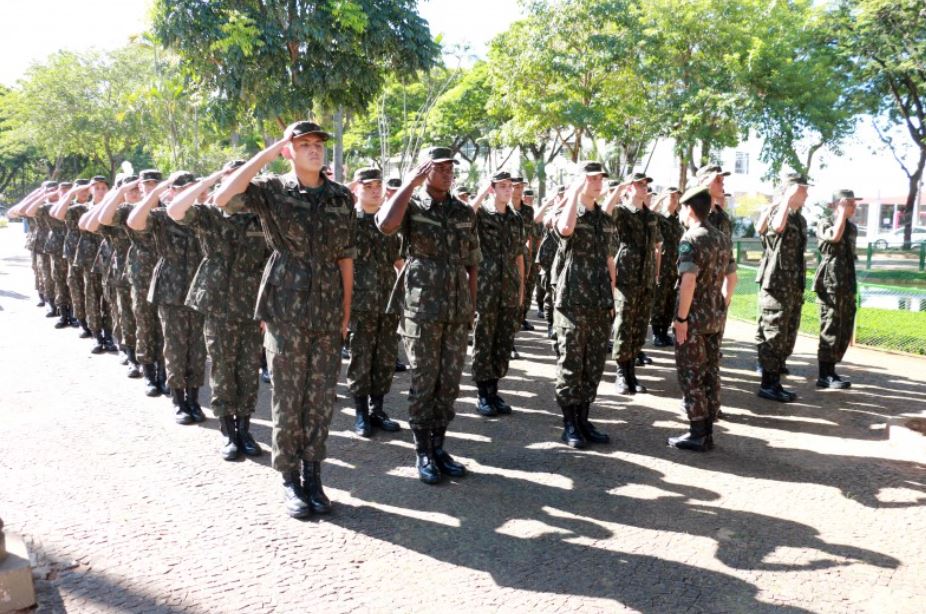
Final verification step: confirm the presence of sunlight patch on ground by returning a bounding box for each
[607,484,685,500]
[495,518,573,539]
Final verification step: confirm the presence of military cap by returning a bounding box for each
[74,179,91,186]
[835,189,863,202]
[223,159,246,172]
[116,175,138,187]
[523,188,534,196]
[424,146,459,165]
[170,171,196,188]
[555,185,566,195]
[491,170,512,183]
[626,171,653,184]
[385,176,402,188]
[91,175,108,184]
[454,186,472,196]
[784,172,811,187]
[664,186,679,194]
[42,180,59,189]
[139,169,163,182]
[353,167,383,183]
[290,121,331,141]
[510,174,526,184]
[680,185,711,205]
[580,161,609,176]
[59,181,74,188]
[647,188,657,195]
[696,164,730,181]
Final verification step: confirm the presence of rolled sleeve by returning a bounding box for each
[677,239,698,275]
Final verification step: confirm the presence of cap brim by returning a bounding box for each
[431,158,459,165]
[292,131,332,142]
[359,178,382,184]
[585,171,609,177]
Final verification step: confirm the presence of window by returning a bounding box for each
[735,151,749,175]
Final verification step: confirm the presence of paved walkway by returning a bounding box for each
[1,226,924,613]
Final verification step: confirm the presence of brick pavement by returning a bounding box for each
[1,225,924,613]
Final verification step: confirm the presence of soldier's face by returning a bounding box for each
[358,180,383,207]
[492,179,513,203]
[512,183,524,202]
[583,174,603,199]
[141,180,158,196]
[427,161,455,192]
[668,193,680,213]
[524,195,534,206]
[841,199,857,217]
[46,189,59,202]
[288,135,326,172]
[125,187,142,203]
[630,181,647,201]
[680,204,693,227]
[709,175,725,200]
[91,182,108,202]
[75,186,91,202]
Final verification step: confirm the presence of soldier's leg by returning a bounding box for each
[668,332,712,450]
[32,251,44,298]
[158,304,190,389]
[554,310,586,409]
[611,293,637,363]
[471,304,497,383]
[370,313,400,397]
[704,333,722,421]
[817,296,839,364]
[346,312,376,398]
[301,332,341,462]
[522,263,537,319]
[536,267,548,313]
[204,316,237,418]
[67,264,86,322]
[783,291,804,361]
[52,256,71,309]
[633,287,654,354]
[185,308,207,388]
[835,296,857,364]
[581,309,611,405]
[494,305,520,380]
[39,254,52,301]
[265,325,312,473]
[117,284,136,349]
[756,308,785,373]
[434,321,468,428]
[402,318,442,431]
[234,319,263,414]
[83,268,102,334]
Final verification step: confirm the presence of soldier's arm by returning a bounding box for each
[50,186,79,220]
[516,253,525,306]
[818,207,848,243]
[674,272,697,345]
[602,181,631,215]
[337,258,353,340]
[755,205,772,235]
[168,170,223,221]
[127,179,171,231]
[22,195,48,218]
[468,182,492,211]
[377,160,431,235]
[214,127,294,209]
[92,180,138,229]
[555,177,585,237]
[8,189,44,218]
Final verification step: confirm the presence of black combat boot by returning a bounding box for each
[629,362,648,393]
[489,379,513,415]
[102,328,118,352]
[54,305,71,329]
[126,347,142,379]
[37,294,45,308]
[156,362,169,395]
[615,362,633,395]
[560,405,588,449]
[510,345,521,359]
[431,427,466,477]
[475,381,497,417]
[171,388,194,425]
[259,350,272,384]
[394,359,407,373]
[521,318,535,332]
[185,388,205,422]
[236,415,262,456]
[667,420,710,452]
[90,330,107,354]
[354,395,372,437]
[412,429,441,485]
[636,351,654,366]
[143,363,161,397]
[369,395,401,432]
[282,471,311,519]
[219,415,240,461]
[816,361,851,389]
[45,298,58,318]
[577,402,610,444]
[302,460,332,514]
[757,370,794,403]
[652,326,673,347]
[77,319,92,339]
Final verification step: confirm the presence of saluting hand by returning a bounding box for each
[409,160,433,188]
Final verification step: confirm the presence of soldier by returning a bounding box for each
[453,185,472,204]
[605,172,662,395]
[534,186,566,339]
[215,121,355,518]
[346,167,404,437]
[128,172,207,425]
[27,183,61,318]
[376,146,479,485]
[651,187,683,347]
[54,179,95,339]
[552,162,616,448]
[814,190,861,389]
[699,165,733,240]
[7,185,51,308]
[46,181,78,330]
[167,161,268,459]
[755,173,809,402]
[510,175,537,335]
[667,185,737,451]
[468,171,525,417]
[385,176,402,200]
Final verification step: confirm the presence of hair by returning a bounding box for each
[685,192,712,220]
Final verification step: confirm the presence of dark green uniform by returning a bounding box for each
[64,204,88,323]
[72,206,110,336]
[384,191,480,431]
[43,207,71,310]
[32,204,54,301]
[181,204,269,418]
[537,225,559,329]
[348,210,402,398]
[227,173,355,471]
[513,201,537,319]
[756,206,806,373]
[814,217,857,364]
[651,211,684,334]
[119,206,164,365]
[99,206,135,349]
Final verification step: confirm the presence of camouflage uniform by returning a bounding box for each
[24,219,45,298]
[707,206,733,240]
[43,207,71,310]
[553,203,617,408]
[98,207,135,347]
[756,206,806,373]
[180,204,269,417]
[385,190,480,431]
[226,173,355,471]
[64,204,88,322]
[146,207,206,389]
[611,202,662,362]
[120,206,164,365]
[347,210,402,397]
[814,217,857,364]
[674,224,736,422]
[31,205,53,300]
[536,226,559,329]
[651,211,684,334]
[75,218,110,336]
[513,201,537,319]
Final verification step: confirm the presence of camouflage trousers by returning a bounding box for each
[32,251,46,296]
[112,283,135,348]
[204,315,262,418]
[67,263,86,321]
[347,310,399,397]
[756,289,803,372]
[521,261,538,318]
[535,265,550,316]
[674,332,722,422]
[817,290,856,364]
[612,285,654,362]
[650,273,678,331]
[131,281,163,364]
[400,318,468,430]
[82,269,110,335]
[50,255,71,308]
[157,304,206,389]
[472,302,519,382]
[37,252,52,300]
[553,307,611,407]
[264,326,340,471]
[544,274,556,328]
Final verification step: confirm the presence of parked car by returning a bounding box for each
[871,226,926,249]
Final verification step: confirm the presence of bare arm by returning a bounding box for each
[468,182,492,211]
[127,180,170,231]
[602,182,630,215]
[673,272,697,345]
[168,170,223,221]
[376,161,431,235]
[819,205,848,243]
[214,140,287,209]
[555,178,585,237]
[516,253,525,306]
[50,187,79,220]
[8,189,45,218]
[723,272,738,307]
[91,181,138,230]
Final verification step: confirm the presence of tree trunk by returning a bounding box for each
[678,155,688,193]
[333,107,344,182]
[902,148,926,249]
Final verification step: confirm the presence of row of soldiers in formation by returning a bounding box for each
[8,120,862,519]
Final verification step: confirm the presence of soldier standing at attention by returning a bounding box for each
[376,147,479,485]
[755,173,809,402]
[468,171,525,417]
[606,172,661,395]
[214,121,355,518]
[128,172,206,425]
[553,162,616,449]
[346,167,403,438]
[8,185,54,310]
[814,190,861,390]
[668,185,737,451]
[510,175,537,335]
[166,161,268,459]
[535,186,566,340]
[55,179,94,340]
[651,187,683,347]
[46,181,78,330]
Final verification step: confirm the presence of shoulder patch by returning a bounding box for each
[679,242,693,255]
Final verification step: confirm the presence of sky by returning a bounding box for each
[0,0,920,204]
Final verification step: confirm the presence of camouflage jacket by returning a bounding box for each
[43,208,67,256]
[99,204,133,286]
[757,206,807,292]
[63,202,89,260]
[656,211,684,285]
[612,202,662,290]
[677,223,736,335]
[145,207,203,306]
[512,201,537,260]
[385,190,481,323]
[554,203,617,312]
[814,218,857,296]
[180,205,270,320]
[123,205,161,289]
[32,203,53,254]
[226,173,356,333]
[24,218,36,251]
[707,205,733,240]
[353,209,402,314]
[475,204,523,311]
[537,227,558,269]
